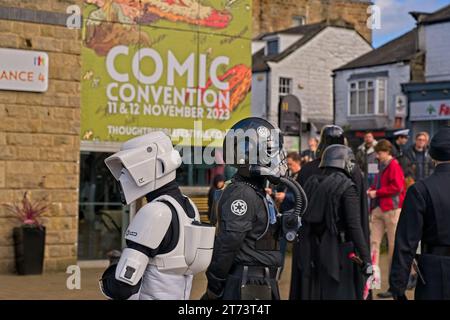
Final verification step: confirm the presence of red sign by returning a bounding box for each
[439,103,450,116]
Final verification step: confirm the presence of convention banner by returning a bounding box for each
[81,0,252,146]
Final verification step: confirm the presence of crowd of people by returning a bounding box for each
[205,125,443,300]
[99,118,449,301]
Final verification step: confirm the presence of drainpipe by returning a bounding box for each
[332,72,336,125]
[266,71,271,122]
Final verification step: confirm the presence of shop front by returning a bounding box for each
[403,81,450,138]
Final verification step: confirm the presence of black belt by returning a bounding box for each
[422,244,450,257]
[230,265,281,280]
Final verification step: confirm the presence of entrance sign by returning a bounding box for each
[0,48,48,92]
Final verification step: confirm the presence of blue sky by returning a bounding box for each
[372,0,450,48]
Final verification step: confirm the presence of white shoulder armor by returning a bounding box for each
[115,202,172,286]
[125,202,172,249]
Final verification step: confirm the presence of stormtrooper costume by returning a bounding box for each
[99,132,215,300]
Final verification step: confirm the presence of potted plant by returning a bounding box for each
[3,192,48,275]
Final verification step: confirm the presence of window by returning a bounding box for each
[267,39,279,55]
[292,15,306,27]
[378,79,386,114]
[349,79,387,116]
[279,77,292,97]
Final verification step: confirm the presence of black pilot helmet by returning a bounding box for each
[222,117,287,181]
[316,125,345,158]
[319,144,356,176]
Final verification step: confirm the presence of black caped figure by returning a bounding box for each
[202,117,307,300]
[290,125,371,300]
[390,126,450,300]
[293,145,372,300]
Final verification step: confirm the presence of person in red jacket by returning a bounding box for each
[367,139,406,299]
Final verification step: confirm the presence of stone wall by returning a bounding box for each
[253,0,372,43]
[0,0,82,273]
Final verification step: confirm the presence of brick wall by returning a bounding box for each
[0,0,82,273]
[253,0,372,43]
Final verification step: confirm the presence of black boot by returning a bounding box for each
[377,291,393,299]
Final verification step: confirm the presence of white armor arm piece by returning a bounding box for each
[115,202,172,286]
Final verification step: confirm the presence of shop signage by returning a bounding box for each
[0,48,48,92]
[81,0,252,146]
[395,94,407,117]
[410,100,450,121]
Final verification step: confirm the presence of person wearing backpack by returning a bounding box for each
[290,125,371,300]
[290,145,372,300]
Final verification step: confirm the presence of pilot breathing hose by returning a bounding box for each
[278,176,308,242]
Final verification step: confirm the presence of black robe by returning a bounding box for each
[290,160,370,300]
[291,170,371,299]
[390,163,450,300]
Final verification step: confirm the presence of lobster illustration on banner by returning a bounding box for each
[199,64,252,112]
[142,0,232,29]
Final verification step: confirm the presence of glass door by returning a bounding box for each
[78,152,125,260]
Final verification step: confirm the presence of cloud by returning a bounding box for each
[372,0,450,47]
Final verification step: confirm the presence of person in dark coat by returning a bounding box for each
[392,129,410,176]
[293,145,372,299]
[290,125,371,300]
[207,174,225,224]
[390,126,450,300]
[300,137,319,163]
[404,132,434,182]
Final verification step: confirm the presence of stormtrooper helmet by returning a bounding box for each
[105,132,182,205]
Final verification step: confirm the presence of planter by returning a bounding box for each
[13,226,46,275]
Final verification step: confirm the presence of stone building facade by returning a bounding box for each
[252,23,371,148]
[0,0,82,273]
[0,0,374,274]
[253,0,372,43]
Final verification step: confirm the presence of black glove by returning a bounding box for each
[200,289,221,300]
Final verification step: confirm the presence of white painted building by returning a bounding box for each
[403,5,450,137]
[252,22,371,148]
[333,28,418,142]
[333,3,450,146]
[418,13,450,82]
